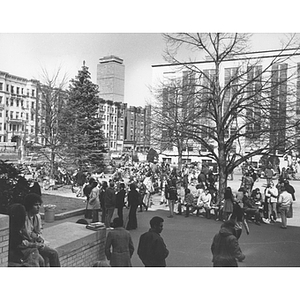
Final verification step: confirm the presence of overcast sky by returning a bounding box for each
[0,33,166,107]
[0,2,299,108]
[0,33,293,107]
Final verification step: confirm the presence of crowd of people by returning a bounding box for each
[8,159,296,267]
[76,160,296,234]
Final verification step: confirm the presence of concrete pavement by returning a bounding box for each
[42,174,300,267]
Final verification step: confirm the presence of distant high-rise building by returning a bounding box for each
[97,55,125,103]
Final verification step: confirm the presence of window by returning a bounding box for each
[17,87,20,94]
[4,123,6,130]
[31,113,34,121]
[32,90,35,97]
[27,89,29,96]
[16,112,19,119]
[0,112,2,118]
[6,110,8,118]
[26,113,29,121]
[16,100,19,107]
[10,111,13,119]
[0,123,2,131]
[11,86,14,94]
[21,88,24,94]
[0,96,2,103]
[31,102,35,109]
[6,84,9,92]
[0,82,3,90]
[10,99,13,106]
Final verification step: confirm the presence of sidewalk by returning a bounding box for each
[41,175,300,266]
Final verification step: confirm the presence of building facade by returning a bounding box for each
[98,98,151,154]
[152,48,300,166]
[0,71,38,156]
[97,55,125,103]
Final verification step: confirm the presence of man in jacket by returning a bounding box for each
[137,216,169,267]
[211,220,245,267]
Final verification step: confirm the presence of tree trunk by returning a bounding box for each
[218,145,227,202]
[50,149,55,180]
[177,140,183,171]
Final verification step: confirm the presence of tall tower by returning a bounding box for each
[97,55,125,102]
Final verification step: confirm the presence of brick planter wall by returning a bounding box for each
[0,215,106,267]
[43,222,106,267]
[0,214,9,267]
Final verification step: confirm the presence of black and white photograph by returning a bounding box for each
[0,1,299,299]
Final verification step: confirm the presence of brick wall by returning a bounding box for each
[43,222,106,267]
[0,214,9,267]
[58,229,106,267]
[0,216,106,267]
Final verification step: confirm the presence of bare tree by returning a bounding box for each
[157,33,300,200]
[31,68,68,179]
[150,71,197,170]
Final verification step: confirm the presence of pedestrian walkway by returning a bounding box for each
[41,175,300,266]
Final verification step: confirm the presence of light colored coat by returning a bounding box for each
[105,227,134,267]
[87,186,100,210]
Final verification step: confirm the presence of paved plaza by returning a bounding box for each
[43,174,300,267]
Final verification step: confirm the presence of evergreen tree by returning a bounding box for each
[60,63,106,171]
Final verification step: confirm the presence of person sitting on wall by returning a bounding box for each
[8,203,43,267]
[23,193,60,267]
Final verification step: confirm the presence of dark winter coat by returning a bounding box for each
[116,189,126,209]
[211,225,245,267]
[137,229,169,267]
[105,187,116,209]
[126,189,140,230]
[165,184,178,201]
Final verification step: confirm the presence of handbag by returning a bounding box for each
[287,203,293,218]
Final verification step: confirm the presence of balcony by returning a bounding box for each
[8,118,23,124]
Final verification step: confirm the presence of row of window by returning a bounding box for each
[0,95,35,109]
[0,122,34,133]
[0,82,36,97]
[0,110,35,121]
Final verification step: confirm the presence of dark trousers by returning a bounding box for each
[126,205,138,230]
[244,208,260,222]
[39,245,60,267]
[92,209,100,223]
[139,199,147,211]
[117,206,123,221]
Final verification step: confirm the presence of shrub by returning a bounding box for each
[0,160,30,214]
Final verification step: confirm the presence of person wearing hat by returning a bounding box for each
[211,220,245,267]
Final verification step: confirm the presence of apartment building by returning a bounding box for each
[0,71,38,154]
[152,48,300,165]
[98,98,151,154]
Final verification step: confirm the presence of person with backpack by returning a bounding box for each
[211,220,245,267]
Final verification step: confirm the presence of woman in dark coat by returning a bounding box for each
[223,186,234,221]
[126,183,140,230]
[116,182,126,221]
